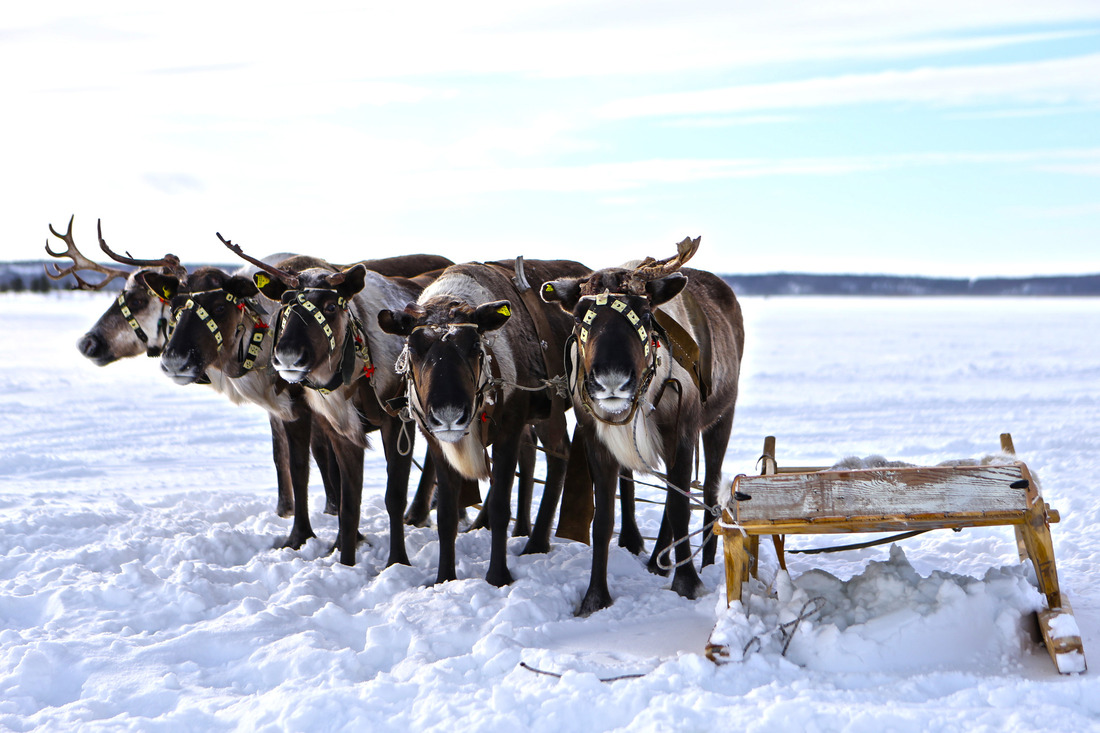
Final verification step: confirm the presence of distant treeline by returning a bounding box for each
[3,261,1099,296]
[721,273,1100,296]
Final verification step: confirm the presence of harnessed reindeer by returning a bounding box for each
[377,258,590,587]
[153,244,453,553]
[541,237,744,615]
[46,216,180,365]
[226,240,432,568]
[45,217,338,521]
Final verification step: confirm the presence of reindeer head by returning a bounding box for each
[259,264,368,388]
[378,297,512,443]
[218,233,371,390]
[46,217,184,365]
[541,237,698,421]
[153,268,265,384]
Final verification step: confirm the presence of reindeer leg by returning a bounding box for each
[431,443,461,584]
[617,470,646,556]
[523,425,566,555]
[310,417,340,516]
[485,429,521,587]
[700,413,734,567]
[667,438,705,600]
[647,509,672,577]
[278,413,316,550]
[268,415,295,518]
[512,427,537,538]
[332,436,366,566]
[405,448,436,527]
[578,438,619,616]
[381,415,412,567]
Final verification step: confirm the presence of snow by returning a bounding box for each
[3,292,1100,731]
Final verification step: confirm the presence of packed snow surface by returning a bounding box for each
[3,293,1100,731]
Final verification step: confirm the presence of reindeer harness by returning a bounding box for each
[276,288,373,394]
[568,290,712,426]
[174,290,271,373]
[118,289,171,358]
[393,323,501,446]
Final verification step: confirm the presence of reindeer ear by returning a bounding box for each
[473,300,512,332]
[378,307,417,336]
[645,272,687,306]
[141,272,179,301]
[334,264,367,299]
[224,275,258,300]
[540,279,582,311]
[253,272,288,302]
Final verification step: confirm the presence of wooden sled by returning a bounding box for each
[708,433,1086,674]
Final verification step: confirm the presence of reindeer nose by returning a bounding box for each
[590,370,635,397]
[77,333,106,361]
[427,405,470,432]
[274,346,311,371]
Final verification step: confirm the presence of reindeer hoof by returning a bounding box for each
[520,538,550,555]
[278,530,315,550]
[671,572,706,600]
[323,500,339,516]
[385,553,411,568]
[618,533,646,556]
[276,500,294,519]
[576,588,613,617]
[404,507,431,527]
[486,568,514,587]
[646,558,671,577]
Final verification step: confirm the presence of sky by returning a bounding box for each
[4,1,1099,277]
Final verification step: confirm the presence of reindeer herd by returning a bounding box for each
[46,217,744,616]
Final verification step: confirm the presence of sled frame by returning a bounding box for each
[711,433,1086,674]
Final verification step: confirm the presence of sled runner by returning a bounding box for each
[708,433,1086,674]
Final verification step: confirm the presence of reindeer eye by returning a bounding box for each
[128,295,148,310]
[323,301,338,315]
[212,302,227,316]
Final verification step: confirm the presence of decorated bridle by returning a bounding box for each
[173,289,272,373]
[568,290,663,426]
[117,286,172,358]
[275,286,374,394]
[393,322,501,443]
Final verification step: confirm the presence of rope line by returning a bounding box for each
[519,662,647,683]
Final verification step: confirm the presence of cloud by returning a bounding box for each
[142,173,205,195]
[600,53,1100,118]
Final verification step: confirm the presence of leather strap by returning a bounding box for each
[653,290,711,402]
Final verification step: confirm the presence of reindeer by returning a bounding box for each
[377,258,591,587]
[227,241,437,568]
[153,245,453,553]
[541,237,744,615]
[45,217,338,521]
[46,216,181,365]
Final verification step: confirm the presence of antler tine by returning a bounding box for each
[217,232,300,289]
[44,215,130,290]
[97,219,185,280]
[625,236,701,293]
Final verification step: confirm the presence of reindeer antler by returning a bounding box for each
[96,219,186,280]
[625,236,700,294]
[217,232,300,288]
[44,215,131,290]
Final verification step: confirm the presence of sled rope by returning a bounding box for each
[519,662,647,683]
